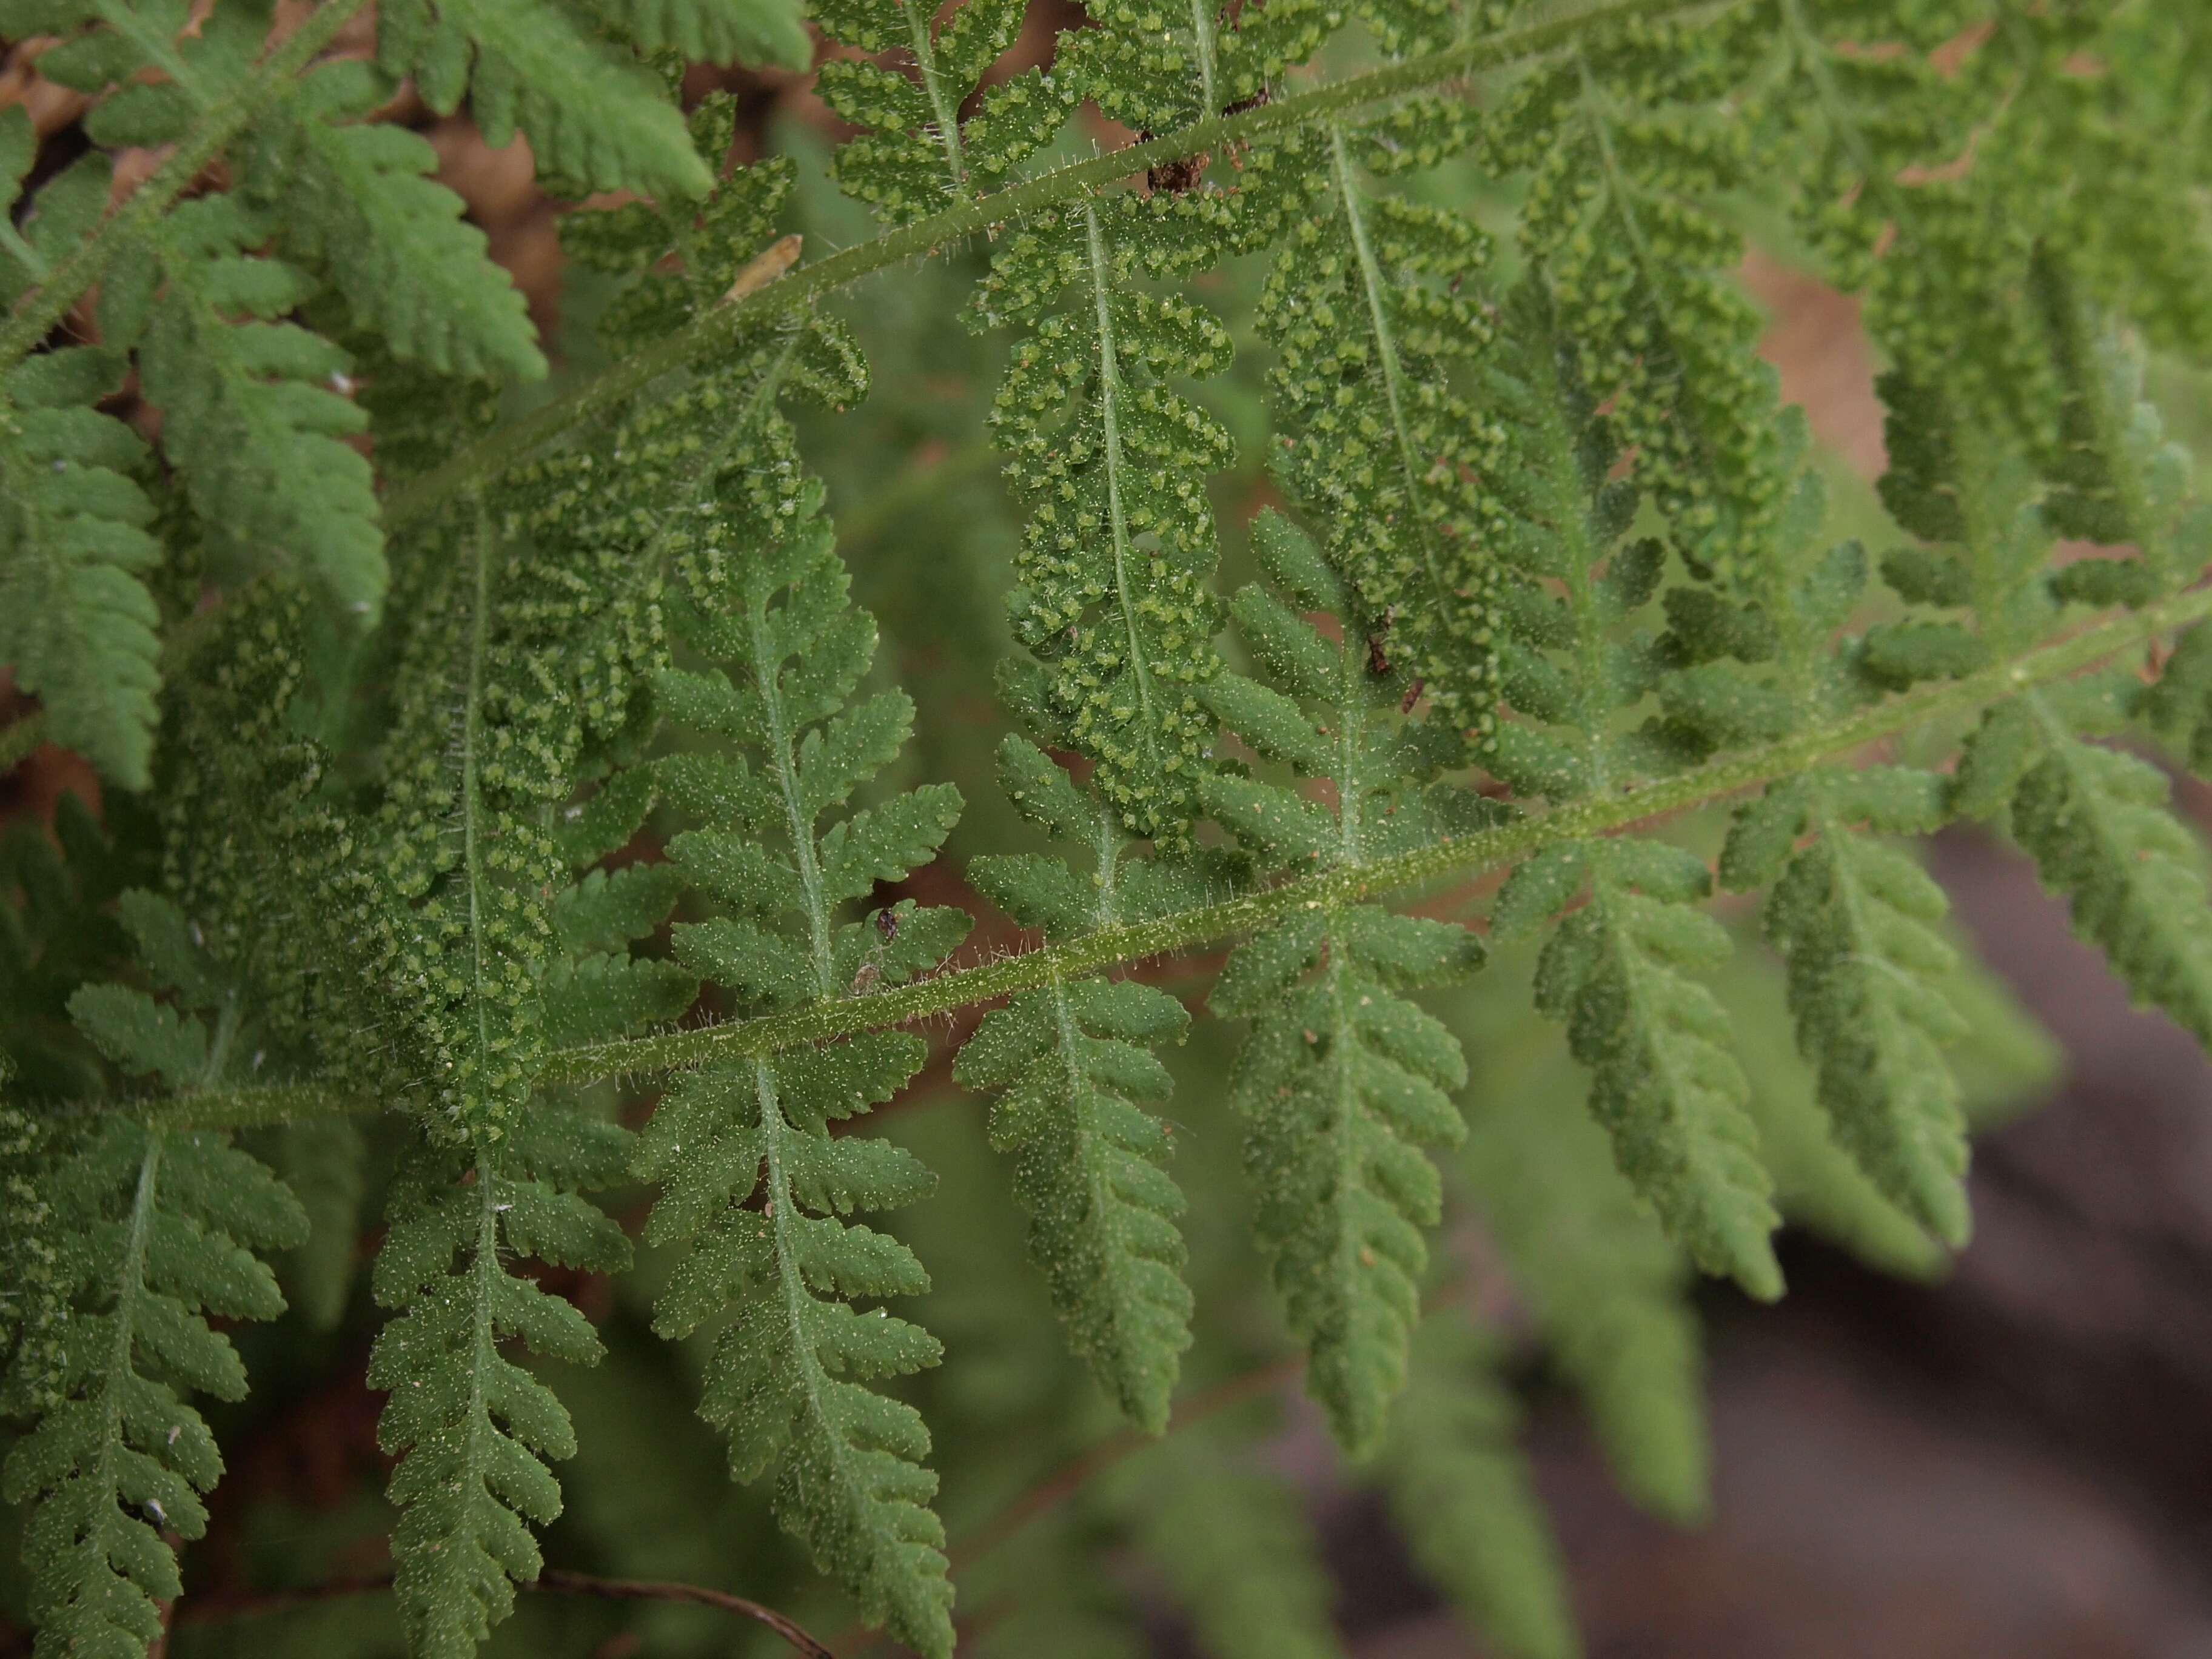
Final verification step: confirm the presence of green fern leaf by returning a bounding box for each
[636,386,964,1655]
[1489,17,1785,578]
[977,192,1238,845]
[104,193,384,616]
[1512,839,1782,1300]
[370,1106,632,1658]
[1057,0,1332,134]
[813,0,1074,222]
[1203,511,1487,1454]
[594,0,810,68]
[7,899,305,1657]
[376,0,709,198]
[958,737,1201,1432]
[1379,1315,1579,1659]
[1723,768,1969,1244]
[1972,686,2212,1051]
[244,59,546,381]
[1257,114,1507,742]
[3,1119,304,1655]
[0,106,109,312]
[0,346,163,786]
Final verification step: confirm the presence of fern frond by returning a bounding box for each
[0,345,163,786]
[375,0,712,197]
[957,737,1200,1432]
[243,59,546,381]
[4,897,305,1657]
[1452,960,1710,1520]
[369,1105,631,1657]
[977,191,1238,845]
[101,193,384,616]
[1202,511,1488,1453]
[636,380,964,1654]
[1257,114,1507,741]
[813,0,1075,222]
[1481,280,1779,1296]
[1489,15,1785,578]
[1379,1315,1578,1659]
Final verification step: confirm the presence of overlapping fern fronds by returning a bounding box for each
[8,2,2212,1657]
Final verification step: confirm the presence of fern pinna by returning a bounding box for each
[6,0,2212,1655]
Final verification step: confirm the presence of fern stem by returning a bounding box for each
[150,583,2212,1130]
[0,0,372,372]
[903,0,970,190]
[1188,0,1223,118]
[378,0,1734,532]
[174,1567,837,1657]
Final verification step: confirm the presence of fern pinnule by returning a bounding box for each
[374,0,716,198]
[1257,110,1507,746]
[813,0,1074,222]
[0,344,163,789]
[1488,16,1785,581]
[637,403,965,1654]
[1057,0,1333,136]
[1482,286,1780,1298]
[5,900,306,1658]
[244,58,546,381]
[978,189,1239,846]
[102,193,384,618]
[1379,1315,1579,1659]
[369,1104,632,1658]
[957,736,1204,1432]
[1202,510,1489,1455]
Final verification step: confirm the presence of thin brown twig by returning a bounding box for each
[174,1567,837,1657]
[951,1353,1305,1570]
